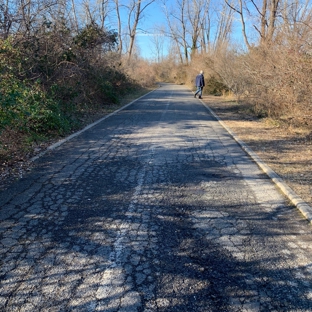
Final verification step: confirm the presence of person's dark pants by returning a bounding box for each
[194,86,203,98]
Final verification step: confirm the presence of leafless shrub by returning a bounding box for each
[206,46,251,98]
[236,41,312,126]
[122,57,157,88]
[193,37,312,128]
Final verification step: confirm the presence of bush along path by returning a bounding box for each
[0,84,150,191]
[0,30,148,189]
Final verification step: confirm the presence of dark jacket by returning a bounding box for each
[195,74,205,87]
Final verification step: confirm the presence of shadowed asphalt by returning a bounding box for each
[1,83,312,311]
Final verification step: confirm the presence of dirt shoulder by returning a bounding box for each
[204,96,312,207]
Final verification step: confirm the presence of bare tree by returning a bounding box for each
[194,1,233,54]
[112,0,123,54]
[71,0,79,33]
[162,0,232,62]
[225,0,252,49]
[250,0,280,44]
[161,0,185,63]
[163,0,207,63]
[279,0,312,49]
[267,0,280,43]
[213,1,233,51]
[187,0,210,57]
[127,0,156,60]
[151,31,165,62]
[98,0,110,30]
[82,0,95,25]
[0,0,13,38]
[112,0,155,59]
[225,0,282,48]
[80,0,111,30]
[0,0,65,38]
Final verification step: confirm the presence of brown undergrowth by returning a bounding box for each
[205,96,312,207]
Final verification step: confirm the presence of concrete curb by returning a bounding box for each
[31,89,157,162]
[201,99,312,225]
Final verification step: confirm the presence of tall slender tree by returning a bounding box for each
[225,0,282,48]
[127,0,156,60]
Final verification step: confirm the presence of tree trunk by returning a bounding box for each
[267,0,279,43]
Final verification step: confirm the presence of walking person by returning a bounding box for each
[194,70,205,99]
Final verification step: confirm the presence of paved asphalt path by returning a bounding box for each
[1,83,312,312]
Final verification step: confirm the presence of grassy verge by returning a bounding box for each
[0,86,155,189]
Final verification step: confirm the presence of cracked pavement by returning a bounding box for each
[1,83,312,311]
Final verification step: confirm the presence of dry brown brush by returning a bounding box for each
[199,42,312,130]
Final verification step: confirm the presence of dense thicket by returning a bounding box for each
[0,24,138,132]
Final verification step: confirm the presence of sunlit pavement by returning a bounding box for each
[1,83,312,311]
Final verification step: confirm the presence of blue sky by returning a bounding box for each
[114,0,246,60]
[73,0,248,59]
[130,0,244,60]
[68,0,249,61]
